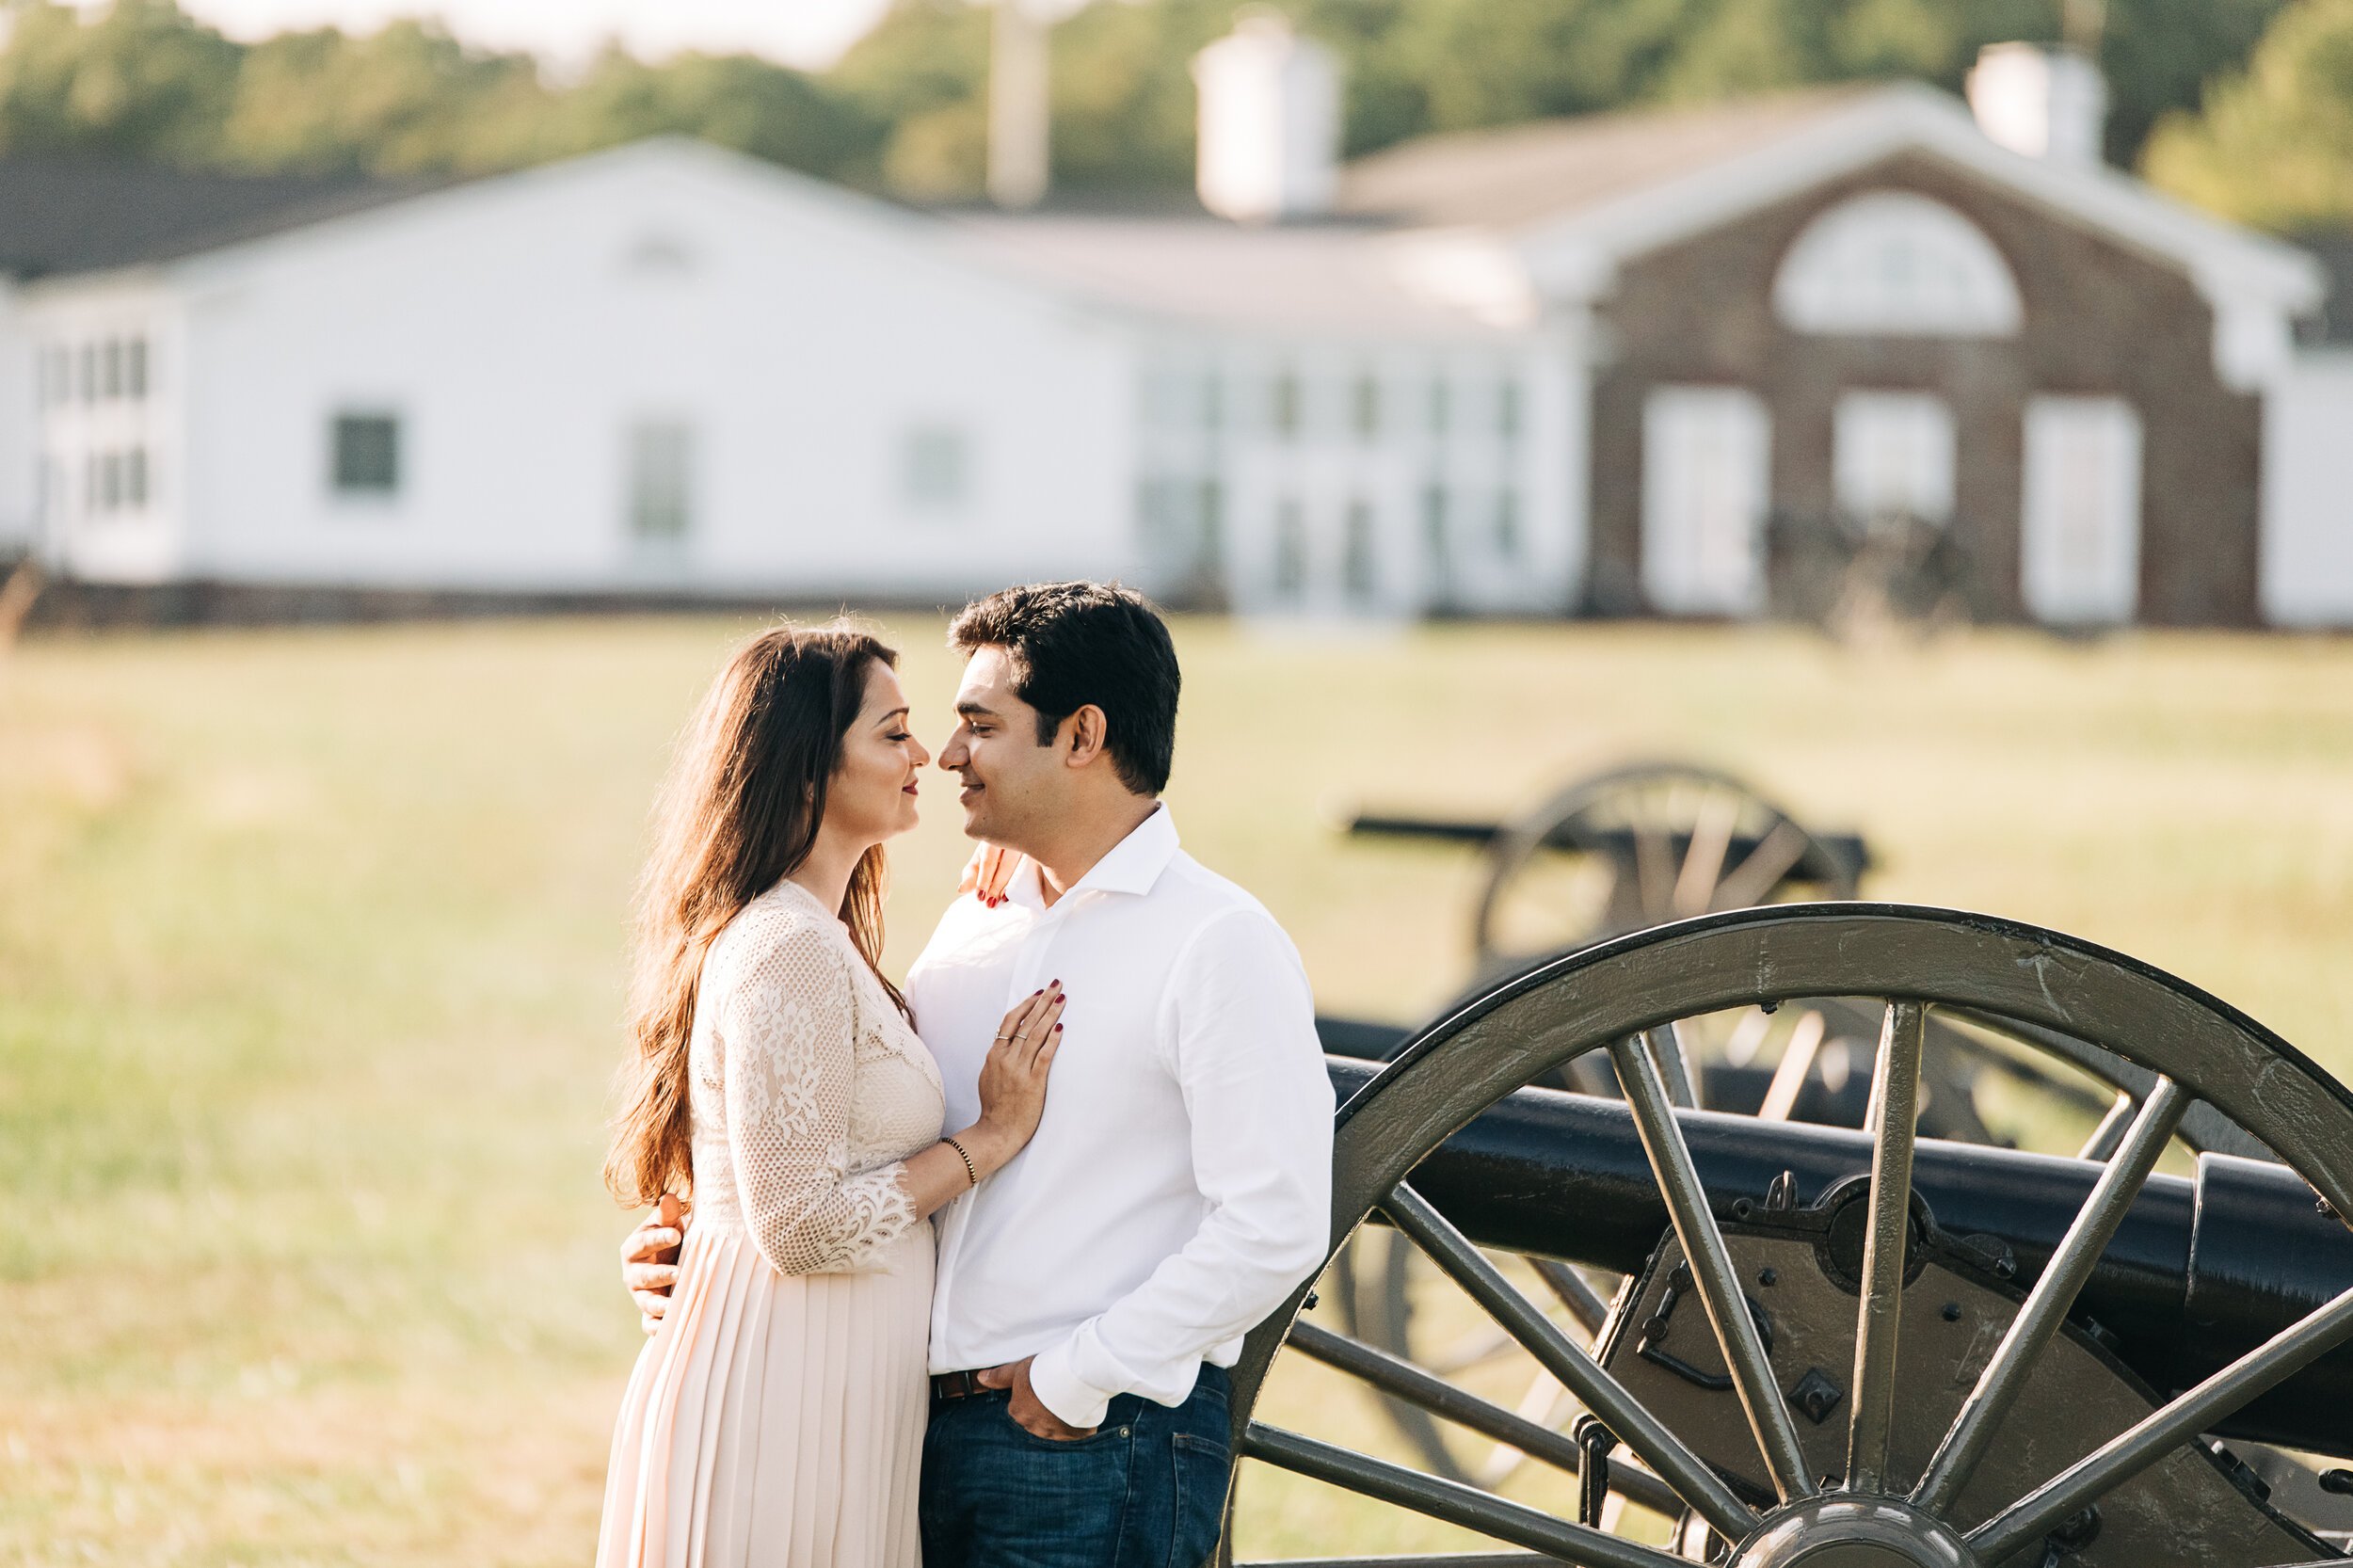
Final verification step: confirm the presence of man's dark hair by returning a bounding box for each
[949,581,1180,796]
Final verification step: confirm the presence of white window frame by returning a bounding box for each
[625,420,694,546]
[2022,395,2142,625]
[1833,391,1958,523]
[329,410,403,501]
[1774,191,2024,338]
[1641,386,1771,616]
[903,424,972,513]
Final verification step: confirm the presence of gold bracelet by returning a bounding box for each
[943,1135,979,1189]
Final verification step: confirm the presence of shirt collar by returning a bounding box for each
[1006,805,1178,910]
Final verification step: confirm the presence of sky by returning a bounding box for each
[112,0,901,69]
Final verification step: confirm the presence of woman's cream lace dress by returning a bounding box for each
[598,879,945,1568]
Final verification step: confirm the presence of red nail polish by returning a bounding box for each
[1054,1022,1064,1032]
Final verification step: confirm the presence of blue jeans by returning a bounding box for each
[919,1366,1232,1568]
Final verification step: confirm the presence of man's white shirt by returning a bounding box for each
[905,807,1335,1428]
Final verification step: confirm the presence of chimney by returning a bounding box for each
[1966,42,2107,167]
[988,0,1049,209]
[1192,9,1341,224]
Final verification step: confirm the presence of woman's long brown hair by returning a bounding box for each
[604,624,908,1208]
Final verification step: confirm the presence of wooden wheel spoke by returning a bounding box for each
[1241,1424,1693,1568]
[1468,1373,1577,1487]
[1671,789,1740,919]
[1913,1080,2192,1518]
[1529,1256,1612,1338]
[1595,858,1644,936]
[1965,1284,2353,1563]
[1845,1000,1927,1494]
[1424,1321,1519,1375]
[1710,818,1809,911]
[1756,1011,1826,1122]
[1646,1022,1700,1112]
[1608,1034,1818,1503]
[2076,1089,2138,1161]
[1382,1183,1758,1540]
[1629,823,1674,921]
[1284,1320,1682,1515]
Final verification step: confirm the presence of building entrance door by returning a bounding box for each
[2022,395,2142,625]
[1641,386,1770,616]
[1833,391,1956,524]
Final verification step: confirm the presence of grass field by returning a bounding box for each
[5,614,2353,1565]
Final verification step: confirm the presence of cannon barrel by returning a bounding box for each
[1326,1057,2353,1456]
[1341,808,1874,875]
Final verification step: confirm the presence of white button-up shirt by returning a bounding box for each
[905,807,1335,1428]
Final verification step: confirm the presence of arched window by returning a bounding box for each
[1772,192,2023,337]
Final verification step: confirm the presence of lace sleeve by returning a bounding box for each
[718,911,919,1275]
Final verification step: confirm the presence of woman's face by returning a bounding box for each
[828,661,930,845]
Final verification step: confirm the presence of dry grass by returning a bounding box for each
[5,615,2351,1564]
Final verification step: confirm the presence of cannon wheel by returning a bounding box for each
[1343,979,2275,1490]
[1224,904,2353,1568]
[1472,763,1860,977]
[1327,1014,2272,1494]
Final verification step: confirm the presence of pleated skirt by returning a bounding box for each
[596,1219,935,1568]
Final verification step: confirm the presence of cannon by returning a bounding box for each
[1338,760,2093,1145]
[1325,765,2268,1485]
[1343,761,1869,978]
[1220,904,2353,1568]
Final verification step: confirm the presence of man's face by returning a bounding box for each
[937,646,1066,852]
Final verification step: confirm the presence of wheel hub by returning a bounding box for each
[1732,1497,1975,1568]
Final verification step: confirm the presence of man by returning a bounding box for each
[623,582,1335,1568]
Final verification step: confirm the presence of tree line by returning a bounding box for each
[0,0,2338,232]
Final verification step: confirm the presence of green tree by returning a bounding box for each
[0,0,875,183]
[1377,0,1728,129]
[217,21,550,175]
[1049,0,1230,188]
[0,0,240,162]
[2144,0,2353,232]
[2105,0,2285,168]
[0,0,2305,218]
[829,0,990,196]
[540,48,883,180]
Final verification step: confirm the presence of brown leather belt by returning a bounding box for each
[930,1369,995,1403]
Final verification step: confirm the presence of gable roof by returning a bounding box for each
[1336,82,2322,389]
[947,214,1529,338]
[0,156,428,280]
[1338,87,1875,231]
[1345,85,2322,322]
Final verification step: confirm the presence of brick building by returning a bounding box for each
[1328,72,2328,627]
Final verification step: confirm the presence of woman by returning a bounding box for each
[597,624,1064,1568]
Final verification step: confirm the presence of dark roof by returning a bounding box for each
[2294,232,2353,344]
[0,156,428,280]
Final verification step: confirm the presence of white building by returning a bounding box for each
[4,24,2350,628]
[2,143,1138,605]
